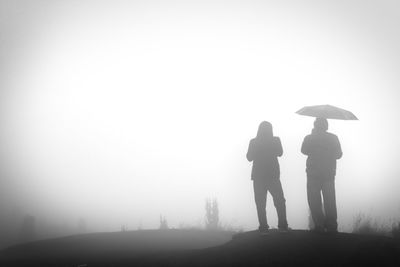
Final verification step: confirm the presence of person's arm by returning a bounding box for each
[246,139,254,162]
[301,136,310,155]
[275,137,283,157]
[334,136,343,159]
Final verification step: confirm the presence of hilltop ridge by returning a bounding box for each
[1,229,399,266]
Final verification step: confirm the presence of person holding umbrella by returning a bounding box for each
[301,117,342,233]
[247,121,289,234]
[297,105,357,233]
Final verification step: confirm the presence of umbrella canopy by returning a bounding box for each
[296,105,358,120]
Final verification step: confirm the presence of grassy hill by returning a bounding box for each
[1,229,399,266]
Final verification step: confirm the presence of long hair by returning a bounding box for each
[256,121,273,139]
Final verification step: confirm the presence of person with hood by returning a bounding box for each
[247,121,289,233]
[301,118,342,233]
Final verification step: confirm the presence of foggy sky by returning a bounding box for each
[1,0,400,237]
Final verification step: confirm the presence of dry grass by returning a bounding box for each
[351,214,389,236]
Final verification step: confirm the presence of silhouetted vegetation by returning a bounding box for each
[205,198,219,230]
[351,213,388,236]
[159,215,169,230]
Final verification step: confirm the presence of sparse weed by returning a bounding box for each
[352,213,389,236]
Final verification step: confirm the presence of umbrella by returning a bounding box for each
[296,104,358,120]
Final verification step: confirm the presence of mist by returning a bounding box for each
[1,0,400,248]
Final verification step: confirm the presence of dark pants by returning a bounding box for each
[307,174,337,231]
[253,179,288,229]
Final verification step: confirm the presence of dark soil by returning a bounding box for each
[1,229,399,267]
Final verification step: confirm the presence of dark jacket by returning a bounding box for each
[247,136,283,180]
[301,129,342,177]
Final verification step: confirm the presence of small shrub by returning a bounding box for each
[205,198,219,230]
[352,213,387,236]
[159,215,168,230]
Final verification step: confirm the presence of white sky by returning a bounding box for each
[1,0,400,232]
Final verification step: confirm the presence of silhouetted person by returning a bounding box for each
[301,118,342,233]
[247,121,288,233]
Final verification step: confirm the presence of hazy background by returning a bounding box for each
[1,0,400,246]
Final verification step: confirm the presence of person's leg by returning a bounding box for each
[253,180,269,230]
[307,176,325,231]
[322,178,338,232]
[268,179,288,229]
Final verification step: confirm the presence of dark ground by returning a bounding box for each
[1,229,399,267]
